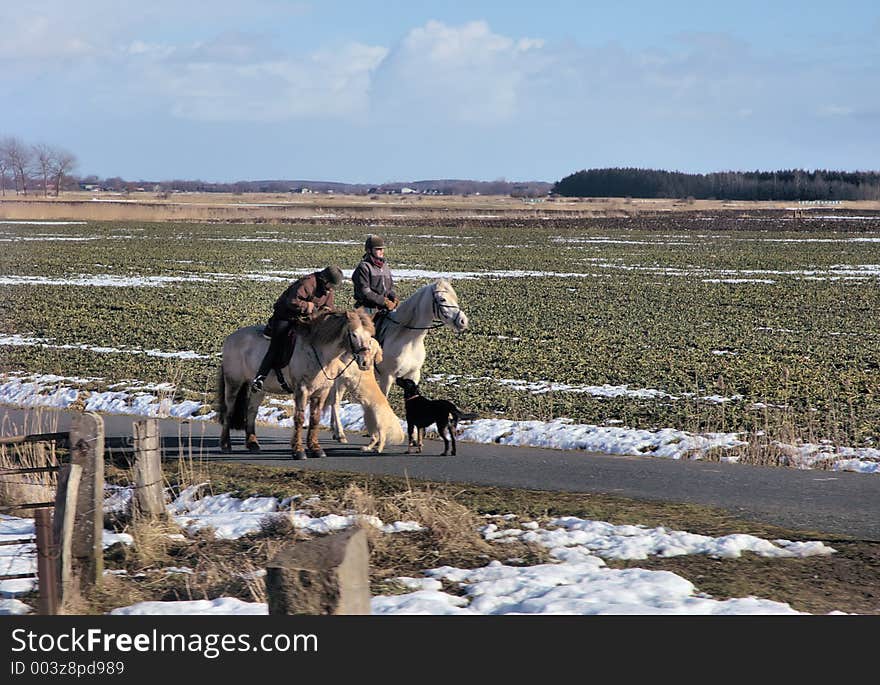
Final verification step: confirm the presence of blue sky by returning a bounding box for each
[2,1,878,183]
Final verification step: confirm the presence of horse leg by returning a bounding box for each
[450,424,457,456]
[307,393,326,458]
[405,421,415,454]
[292,388,307,460]
[220,421,231,452]
[378,369,395,397]
[440,422,450,456]
[329,381,348,443]
[417,427,424,454]
[362,434,378,452]
[245,390,263,452]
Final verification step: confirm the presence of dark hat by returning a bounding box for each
[365,234,385,251]
[317,265,344,287]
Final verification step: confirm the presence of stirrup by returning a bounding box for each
[274,368,294,394]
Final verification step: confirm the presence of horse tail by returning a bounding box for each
[214,366,227,424]
[214,364,250,430]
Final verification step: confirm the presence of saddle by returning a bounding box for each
[262,318,300,394]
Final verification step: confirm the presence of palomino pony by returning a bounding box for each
[217,309,375,459]
[329,278,468,445]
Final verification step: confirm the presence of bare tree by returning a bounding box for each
[33,143,53,196]
[49,148,77,196]
[0,156,7,196]
[0,137,34,195]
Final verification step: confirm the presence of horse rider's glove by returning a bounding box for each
[384,298,398,310]
[303,301,315,314]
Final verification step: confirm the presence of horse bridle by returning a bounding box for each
[386,290,462,331]
[310,329,370,382]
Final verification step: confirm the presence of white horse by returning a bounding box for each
[329,278,468,444]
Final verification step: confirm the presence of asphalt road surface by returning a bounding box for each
[4,406,879,541]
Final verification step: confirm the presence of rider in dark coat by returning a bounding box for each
[251,265,343,391]
[352,234,398,313]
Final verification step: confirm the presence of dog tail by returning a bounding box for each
[451,407,478,423]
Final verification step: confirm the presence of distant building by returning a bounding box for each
[400,187,418,194]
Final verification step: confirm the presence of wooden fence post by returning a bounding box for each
[132,419,166,519]
[34,508,58,615]
[69,412,104,591]
[266,527,371,615]
[52,463,82,606]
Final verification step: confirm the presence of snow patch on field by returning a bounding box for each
[0,334,211,360]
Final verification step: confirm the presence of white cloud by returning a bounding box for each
[147,41,388,122]
[371,20,545,125]
[0,14,101,61]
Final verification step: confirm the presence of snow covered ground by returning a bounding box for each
[1,483,841,616]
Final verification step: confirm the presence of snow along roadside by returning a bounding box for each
[1,373,879,473]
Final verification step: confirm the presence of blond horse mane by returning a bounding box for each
[304,309,374,347]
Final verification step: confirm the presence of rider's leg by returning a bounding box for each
[252,319,291,391]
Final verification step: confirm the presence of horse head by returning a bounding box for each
[309,309,375,371]
[433,279,468,333]
[349,309,376,370]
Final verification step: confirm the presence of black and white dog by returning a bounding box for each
[395,378,477,456]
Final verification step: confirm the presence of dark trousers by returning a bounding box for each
[255,318,293,378]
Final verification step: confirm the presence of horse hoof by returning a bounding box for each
[220,445,232,453]
[247,442,261,452]
[309,448,326,459]
[338,436,348,444]
[293,450,308,460]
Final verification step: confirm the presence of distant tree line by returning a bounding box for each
[84,177,552,197]
[0,136,78,196]
[1,132,555,198]
[553,167,880,201]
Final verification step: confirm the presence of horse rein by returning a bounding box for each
[385,292,461,331]
[309,330,369,382]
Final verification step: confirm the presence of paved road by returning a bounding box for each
[4,406,879,540]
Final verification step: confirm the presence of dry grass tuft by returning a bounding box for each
[215,559,268,604]
[75,574,149,615]
[257,513,296,538]
[0,410,61,512]
[0,443,57,512]
[380,485,492,556]
[123,516,183,568]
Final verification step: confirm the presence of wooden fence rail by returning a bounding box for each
[0,412,104,614]
[0,432,69,447]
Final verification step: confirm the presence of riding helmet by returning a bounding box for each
[318,265,344,288]
[365,234,385,252]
